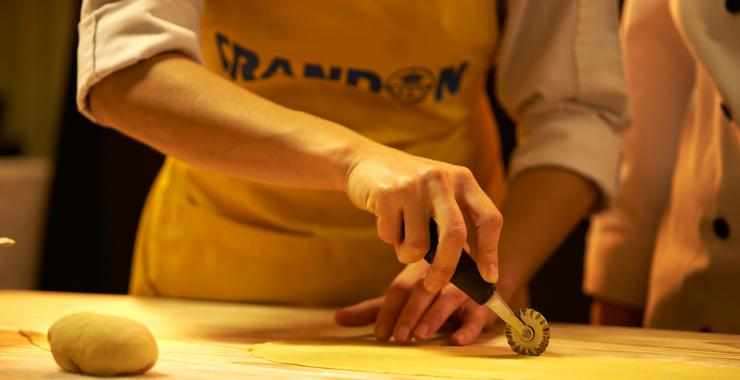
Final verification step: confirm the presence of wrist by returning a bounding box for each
[340,141,398,195]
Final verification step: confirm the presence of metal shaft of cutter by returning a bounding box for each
[424,219,533,339]
[486,293,532,339]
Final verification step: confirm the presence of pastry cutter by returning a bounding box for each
[424,220,550,355]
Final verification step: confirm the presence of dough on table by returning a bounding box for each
[48,312,158,376]
[249,342,740,379]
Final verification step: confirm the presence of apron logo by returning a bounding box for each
[385,67,435,104]
[215,32,467,104]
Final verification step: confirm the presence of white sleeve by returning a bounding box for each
[495,0,628,211]
[583,0,695,308]
[77,0,206,122]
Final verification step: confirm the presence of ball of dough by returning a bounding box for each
[48,312,158,376]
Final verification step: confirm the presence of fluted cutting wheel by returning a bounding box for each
[505,308,550,356]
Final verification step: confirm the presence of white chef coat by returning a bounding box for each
[585,0,740,333]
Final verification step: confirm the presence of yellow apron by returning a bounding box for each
[130,0,505,306]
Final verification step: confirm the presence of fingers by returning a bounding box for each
[392,279,438,344]
[412,285,468,342]
[370,264,491,346]
[375,202,403,245]
[374,183,430,264]
[383,282,486,345]
[425,197,466,293]
[374,274,416,341]
[395,206,431,264]
[458,180,503,283]
[451,303,494,346]
[334,297,383,326]
[371,181,430,264]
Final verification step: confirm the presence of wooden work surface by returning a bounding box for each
[1,290,739,379]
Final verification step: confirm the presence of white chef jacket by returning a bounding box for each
[585,0,740,333]
[76,0,628,305]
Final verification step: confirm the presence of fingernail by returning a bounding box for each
[424,278,443,292]
[376,323,391,340]
[415,324,429,340]
[396,326,410,342]
[487,264,499,283]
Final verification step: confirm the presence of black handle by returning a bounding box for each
[424,219,495,305]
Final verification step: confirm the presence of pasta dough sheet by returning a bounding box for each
[249,342,740,379]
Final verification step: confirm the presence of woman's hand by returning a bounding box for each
[344,148,503,293]
[335,260,497,346]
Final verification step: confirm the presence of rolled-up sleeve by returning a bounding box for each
[495,0,628,210]
[77,0,206,122]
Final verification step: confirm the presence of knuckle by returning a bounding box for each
[443,224,468,243]
[421,166,451,184]
[456,167,475,181]
[397,175,419,190]
[488,212,504,228]
[423,308,449,323]
[430,265,456,280]
[477,242,498,255]
[401,306,425,321]
[372,185,395,203]
[476,249,498,264]
[457,169,486,195]
[473,205,503,227]
[374,176,421,202]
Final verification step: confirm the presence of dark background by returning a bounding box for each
[38,4,593,324]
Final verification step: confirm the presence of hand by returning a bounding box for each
[345,147,503,292]
[335,261,497,346]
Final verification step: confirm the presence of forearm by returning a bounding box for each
[91,52,504,291]
[494,168,598,300]
[90,52,384,192]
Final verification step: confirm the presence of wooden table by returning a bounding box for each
[1,290,739,379]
